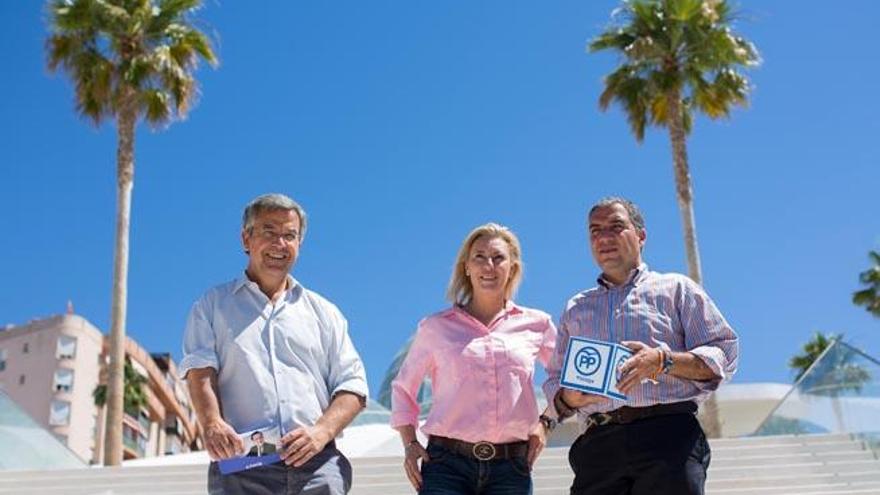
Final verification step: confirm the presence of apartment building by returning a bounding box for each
[0,313,201,463]
[91,339,202,462]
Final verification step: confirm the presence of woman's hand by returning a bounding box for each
[403,440,431,491]
[527,421,547,469]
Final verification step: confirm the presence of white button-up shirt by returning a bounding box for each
[180,275,369,435]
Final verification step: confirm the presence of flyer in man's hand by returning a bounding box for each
[560,337,634,400]
[218,426,283,475]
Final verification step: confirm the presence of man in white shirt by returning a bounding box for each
[181,193,369,495]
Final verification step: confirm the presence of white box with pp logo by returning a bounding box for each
[559,337,615,395]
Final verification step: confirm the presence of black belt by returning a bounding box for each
[587,401,697,428]
[429,436,528,461]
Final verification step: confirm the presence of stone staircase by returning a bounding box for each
[0,433,878,494]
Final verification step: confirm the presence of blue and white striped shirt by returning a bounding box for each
[543,264,738,417]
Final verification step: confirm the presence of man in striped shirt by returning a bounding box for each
[544,197,738,495]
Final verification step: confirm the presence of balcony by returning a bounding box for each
[124,409,151,434]
[121,424,146,458]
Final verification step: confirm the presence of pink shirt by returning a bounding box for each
[390,303,557,443]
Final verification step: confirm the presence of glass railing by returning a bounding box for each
[122,432,146,457]
[137,413,151,433]
[752,338,880,455]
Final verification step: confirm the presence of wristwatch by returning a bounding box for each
[662,351,675,374]
[553,391,576,420]
[539,414,557,432]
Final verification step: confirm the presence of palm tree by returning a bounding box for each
[853,250,880,317]
[589,0,760,438]
[590,0,759,284]
[46,0,217,465]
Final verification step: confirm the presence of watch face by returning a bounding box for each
[663,354,674,373]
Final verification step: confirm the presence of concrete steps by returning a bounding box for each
[0,433,877,494]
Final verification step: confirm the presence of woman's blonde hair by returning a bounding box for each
[446,223,524,305]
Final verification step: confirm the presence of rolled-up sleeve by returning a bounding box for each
[678,279,739,391]
[180,297,219,379]
[326,307,369,402]
[390,321,433,429]
[537,315,558,369]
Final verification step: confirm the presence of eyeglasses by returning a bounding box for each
[253,227,299,244]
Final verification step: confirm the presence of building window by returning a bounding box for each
[19,374,25,385]
[49,400,71,426]
[22,342,29,354]
[0,348,6,371]
[165,434,182,455]
[53,368,74,393]
[56,336,77,360]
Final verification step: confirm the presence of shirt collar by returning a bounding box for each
[233,272,299,297]
[597,263,648,290]
[444,300,523,320]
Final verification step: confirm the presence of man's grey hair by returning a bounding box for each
[242,193,308,240]
[588,196,646,234]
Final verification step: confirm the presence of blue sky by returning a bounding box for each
[1,1,878,394]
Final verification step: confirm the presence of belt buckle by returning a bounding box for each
[594,413,613,426]
[472,441,496,461]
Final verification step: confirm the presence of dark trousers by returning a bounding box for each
[568,413,710,495]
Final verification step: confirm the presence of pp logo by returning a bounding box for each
[574,347,602,376]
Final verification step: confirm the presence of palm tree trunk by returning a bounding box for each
[103,96,136,466]
[667,91,722,438]
[666,92,703,286]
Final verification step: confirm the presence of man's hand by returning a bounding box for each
[526,421,547,469]
[561,388,607,409]
[617,341,663,393]
[187,368,243,460]
[402,441,430,491]
[280,425,333,467]
[203,418,245,460]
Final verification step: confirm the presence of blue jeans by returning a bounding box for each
[419,442,532,495]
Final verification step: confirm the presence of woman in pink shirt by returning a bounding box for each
[390,223,557,495]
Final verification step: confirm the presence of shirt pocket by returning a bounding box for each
[502,330,542,392]
[504,327,543,369]
[432,338,481,390]
[622,301,674,343]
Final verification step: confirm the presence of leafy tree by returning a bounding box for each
[853,250,880,317]
[589,0,759,438]
[93,358,149,416]
[46,0,217,465]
